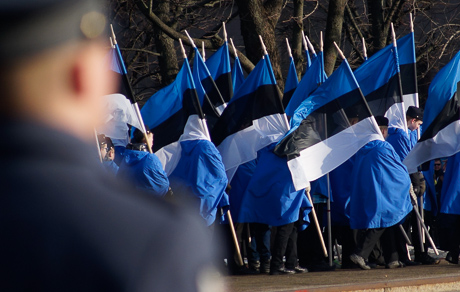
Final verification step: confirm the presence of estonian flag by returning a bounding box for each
[141,60,209,175]
[403,51,460,173]
[274,59,384,191]
[353,40,407,132]
[211,54,289,181]
[232,54,245,94]
[205,41,233,102]
[191,47,226,119]
[397,32,419,111]
[282,56,299,108]
[285,53,324,117]
[102,47,144,141]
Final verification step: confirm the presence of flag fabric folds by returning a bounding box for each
[232,54,245,94]
[141,60,208,175]
[285,54,323,117]
[403,50,460,173]
[192,47,226,118]
[353,41,407,132]
[274,59,383,191]
[211,55,289,181]
[282,56,299,108]
[205,41,233,102]
[397,32,419,112]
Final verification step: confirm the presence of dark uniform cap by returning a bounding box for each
[0,0,106,61]
[375,116,389,127]
[406,106,424,120]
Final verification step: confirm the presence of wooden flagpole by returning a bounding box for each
[179,37,242,265]
[362,37,367,60]
[306,189,328,257]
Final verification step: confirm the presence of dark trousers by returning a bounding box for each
[354,225,398,263]
[333,225,356,267]
[271,222,298,270]
[298,203,326,267]
[249,223,271,263]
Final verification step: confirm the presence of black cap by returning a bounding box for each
[375,116,389,127]
[406,106,423,120]
[0,0,106,61]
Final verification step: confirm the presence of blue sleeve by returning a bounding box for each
[145,154,170,196]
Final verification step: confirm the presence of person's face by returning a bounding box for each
[408,118,423,131]
[147,132,154,147]
[434,161,442,171]
[100,145,108,159]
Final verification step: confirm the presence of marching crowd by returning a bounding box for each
[97,105,460,276]
[3,0,460,291]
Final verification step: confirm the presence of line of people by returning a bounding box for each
[97,106,460,276]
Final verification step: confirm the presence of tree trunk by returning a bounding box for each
[368,0,386,53]
[323,0,347,75]
[292,0,304,78]
[152,0,179,86]
[235,0,284,90]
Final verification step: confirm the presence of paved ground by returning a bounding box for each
[225,259,460,292]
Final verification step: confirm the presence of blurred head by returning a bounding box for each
[406,106,424,131]
[0,0,115,142]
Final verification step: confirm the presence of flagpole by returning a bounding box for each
[286,38,292,58]
[392,22,425,251]
[110,25,153,154]
[362,37,368,61]
[320,31,326,83]
[411,12,424,243]
[202,41,206,62]
[304,33,317,56]
[321,33,333,264]
[230,38,238,58]
[306,190,328,257]
[301,30,308,53]
[95,130,103,163]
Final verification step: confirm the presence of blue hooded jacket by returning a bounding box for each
[386,127,411,162]
[238,143,312,229]
[347,140,412,229]
[169,139,229,226]
[117,149,169,197]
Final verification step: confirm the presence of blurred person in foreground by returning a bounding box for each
[0,1,223,291]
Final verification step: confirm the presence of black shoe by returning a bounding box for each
[415,253,441,265]
[446,252,459,264]
[248,260,260,272]
[350,254,371,270]
[260,260,270,274]
[402,260,421,266]
[386,261,405,269]
[270,267,296,275]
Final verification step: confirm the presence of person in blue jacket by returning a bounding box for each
[117,131,170,197]
[349,116,412,270]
